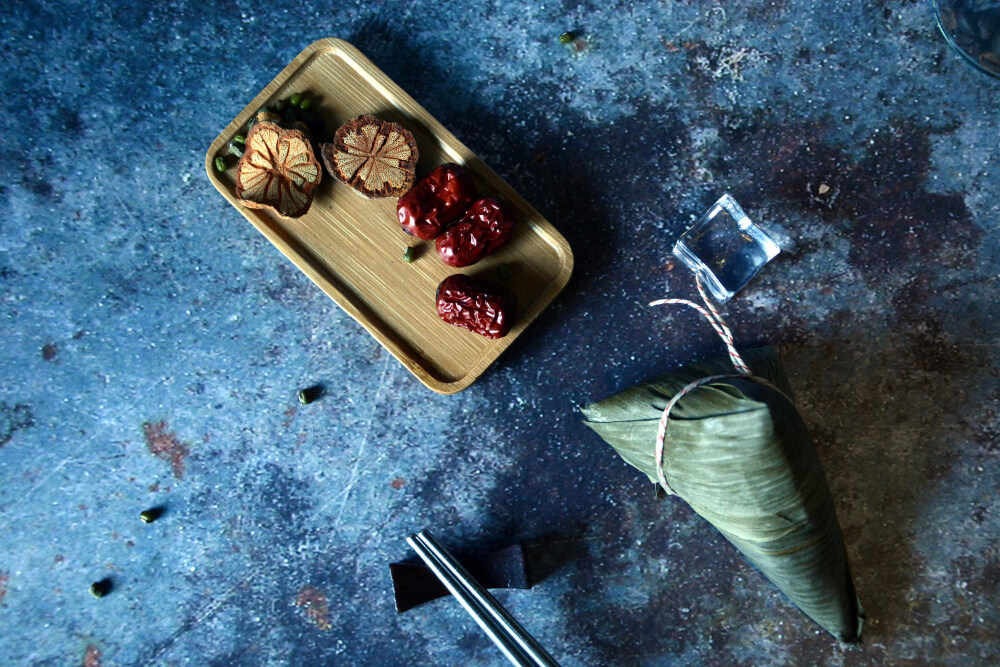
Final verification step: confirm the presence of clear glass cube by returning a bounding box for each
[672,194,780,303]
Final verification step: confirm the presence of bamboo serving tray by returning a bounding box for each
[206,38,573,394]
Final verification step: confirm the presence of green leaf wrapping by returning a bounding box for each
[581,347,864,642]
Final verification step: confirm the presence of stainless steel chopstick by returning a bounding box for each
[407,534,530,665]
[407,530,560,667]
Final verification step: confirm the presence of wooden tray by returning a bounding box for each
[205,38,573,394]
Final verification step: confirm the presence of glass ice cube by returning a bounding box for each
[672,194,780,303]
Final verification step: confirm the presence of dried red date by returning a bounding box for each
[396,163,475,240]
[436,274,517,339]
[435,197,516,267]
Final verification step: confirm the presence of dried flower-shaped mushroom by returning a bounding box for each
[321,115,418,199]
[235,121,322,219]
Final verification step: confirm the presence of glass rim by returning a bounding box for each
[931,0,1000,81]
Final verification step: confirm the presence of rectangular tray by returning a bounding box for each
[206,38,573,394]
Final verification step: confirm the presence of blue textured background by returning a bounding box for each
[2,1,999,665]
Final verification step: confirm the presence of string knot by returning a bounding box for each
[647,274,751,495]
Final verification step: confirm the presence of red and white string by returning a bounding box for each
[648,275,752,495]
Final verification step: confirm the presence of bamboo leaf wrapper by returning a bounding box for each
[581,347,864,642]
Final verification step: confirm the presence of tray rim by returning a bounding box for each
[205,37,573,394]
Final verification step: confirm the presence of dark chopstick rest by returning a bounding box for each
[390,543,530,613]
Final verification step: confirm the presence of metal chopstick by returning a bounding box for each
[406,535,534,667]
[407,535,529,665]
[406,530,560,667]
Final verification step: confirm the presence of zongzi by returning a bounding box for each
[581,346,864,643]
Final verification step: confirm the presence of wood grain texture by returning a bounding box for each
[205,38,573,394]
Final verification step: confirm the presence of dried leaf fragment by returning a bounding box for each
[321,115,418,199]
[235,121,322,218]
[980,51,1000,72]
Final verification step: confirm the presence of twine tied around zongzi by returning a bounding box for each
[648,275,752,495]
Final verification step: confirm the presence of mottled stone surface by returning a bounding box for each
[2,1,998,665]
